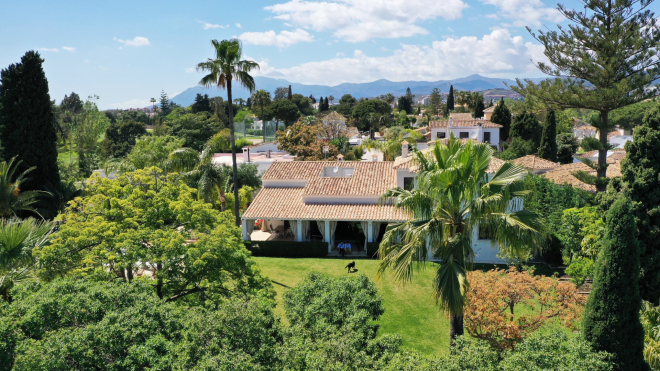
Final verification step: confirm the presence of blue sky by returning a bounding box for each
[1,0,657,109]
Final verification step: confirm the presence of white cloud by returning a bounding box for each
[235,23,242,28]
[110,99,153,109]
[196,20,228,29]
[38,48,58,52]
[479,0,563,27]
[62,46,76,52]
[239,28,314,47]
[113,36,151,47]
[336,52,344,57]
[254,29,548,85]
[264,0,468,42]
[184,67,196,73]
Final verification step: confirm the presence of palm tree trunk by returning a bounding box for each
[449,311,464,348]
[227,79,241,226]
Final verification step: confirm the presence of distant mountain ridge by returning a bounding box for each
[170,74,542,107]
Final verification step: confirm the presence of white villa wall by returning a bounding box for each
[248,141,280,153]
[396,169,416,189]
[430,127,500,146]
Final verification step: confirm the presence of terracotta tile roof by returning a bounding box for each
[393,145,505,174]
[242,187,409,222]
[575,149,626,163]
[541,160,623,193]
[449,113,474,120]
[574,124,597,131]
[429,119,503,129]
[483,106,496,113]
[262,161,397,196]
[511,155,559,171]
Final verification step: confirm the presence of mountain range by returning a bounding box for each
[170,74,544,107]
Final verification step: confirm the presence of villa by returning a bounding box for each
[429,118,502,148]
[241,142,509,263]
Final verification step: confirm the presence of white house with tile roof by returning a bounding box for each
[429,118,502,147]
[241,144,510,263]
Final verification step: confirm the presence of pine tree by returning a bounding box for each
[473,100,485,119]
[447,85,455,110]
[159,90,171,116]
[324,97,329,111]
[0,50,59,191]
[287,85,292,100]
[490,98,511,141]
[512,0,660,190]
[621,105,660,303]
[538,110,558,161]
[583,196,647,371]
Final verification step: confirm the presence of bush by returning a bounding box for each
[565,257,594,285]
[581,136,602,151]
[247,241,328,257]
[235,138,253,150]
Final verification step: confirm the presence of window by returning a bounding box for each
[436,131,446,139]
[403,177,415,191]
[459,132,470,139]
[478,225,492,240]
[483,132,491,144]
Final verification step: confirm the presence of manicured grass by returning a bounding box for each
[254,257,451,355]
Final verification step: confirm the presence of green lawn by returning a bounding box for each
[254,257,451,355]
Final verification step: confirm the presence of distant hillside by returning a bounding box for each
[170,74,538,107]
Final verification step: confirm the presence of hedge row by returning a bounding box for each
[245,241,328,257]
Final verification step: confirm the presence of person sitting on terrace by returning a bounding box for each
[338,242,346,257]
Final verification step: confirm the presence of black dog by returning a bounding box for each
[345,261,356,273]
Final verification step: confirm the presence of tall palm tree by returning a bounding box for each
[252,89,272,142]
[0,218,54,301]
[0,157,47,218]
[377,134,543,348]
[197,39,259,225]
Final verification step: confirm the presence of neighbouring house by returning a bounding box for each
[429,118,502,147]
[242,142,511,263]
[483,105,496,121]
[573,122,633,148]
[511,155,559,174]
[573,124,598,139]
[212,141,295,174]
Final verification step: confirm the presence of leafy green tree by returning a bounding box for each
[509,112,542,156]
[512,0,660,190]
[640,301,660,370]
[108,135,184,173]
[99,119,147,158]
[397,95,413,114]
[270,99,300,127]
[490,98,511,141]
[273,86,288,100]
[332,94,357,116]
[351,99,392,132]
[610,100,658,130]
[60,92,83,114]
[0,51,60,190]
[581,136,602,151]
[34,168,271,302]
[117,110,149,125]
[0,278,279,370]
[0,218,53,301]
[538,110,558,161]
[429,88,442,114]
[166,112,220,151]
[72,96,110,177]
[291,93,313,116]
[191,93,212,113]
[557,206,605,262]
[0,157,46,218]
[583,197,647,371]
[621,105,660,303]
[197,38,259,226]
[377,135,542,347]
[556,133,579,164]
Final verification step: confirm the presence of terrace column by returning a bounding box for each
[241,219,248,241]
[325,220,331,253]
[296,220,303,242]
[367,221,373,243]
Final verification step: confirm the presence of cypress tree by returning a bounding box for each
[287,85,292,100]
[324,97,329,111]
[538,110,558,161]
[447,85,455,110]
[473,99,485,119]
[0,50,59,190]
[621,105,660,303]
[318,96,324,111]
[490,98,512,141]
[583,196,647,371]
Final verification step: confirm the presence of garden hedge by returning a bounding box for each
[246,241,328,257]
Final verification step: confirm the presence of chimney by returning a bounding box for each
[372,153,378,162]
[337,154,344,161]
[266,149,271,158]
[242,147,250,163]
[401,140,409,159]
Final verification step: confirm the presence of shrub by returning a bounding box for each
[565,257,594,285]
[581,136,602,151]
[247,241,328,257]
